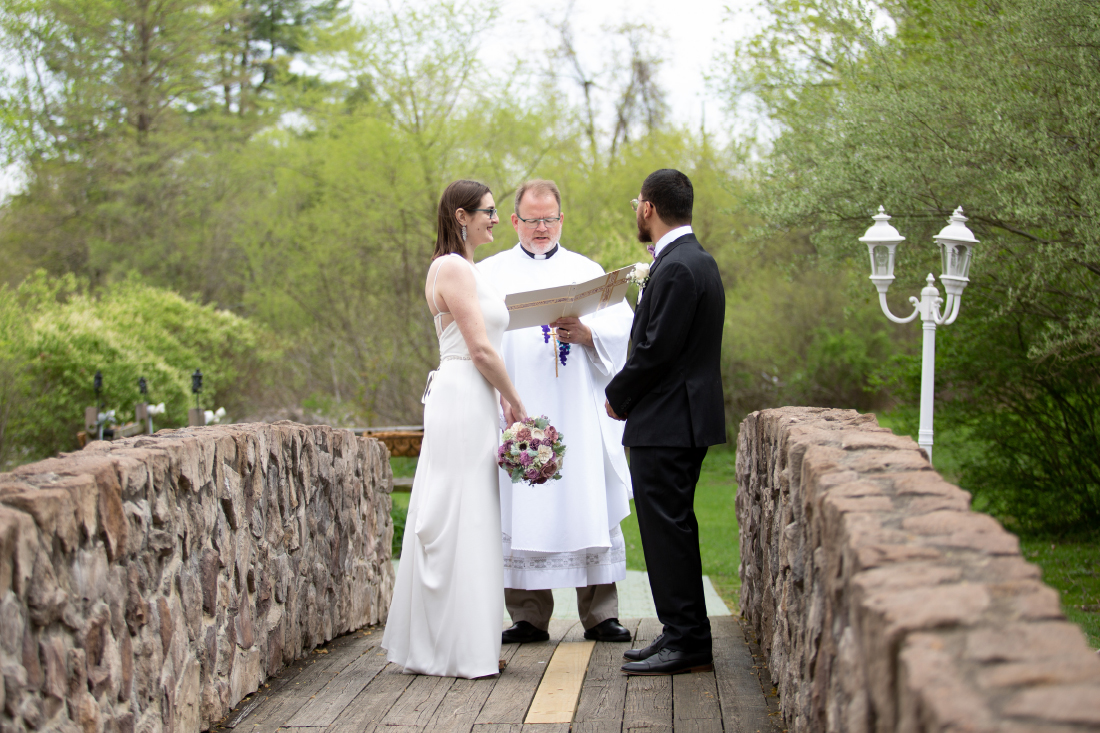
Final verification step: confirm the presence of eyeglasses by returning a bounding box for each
[516,214,563,229]
[469,207,499,219]
[631,199,649,212]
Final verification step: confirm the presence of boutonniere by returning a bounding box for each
[627,262,651,290]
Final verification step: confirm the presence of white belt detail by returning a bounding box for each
[421,355,474,403]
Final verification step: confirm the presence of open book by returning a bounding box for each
[504,264,635,331]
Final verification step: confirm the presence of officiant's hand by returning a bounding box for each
[551,317,593,348]
[605,400,626,421]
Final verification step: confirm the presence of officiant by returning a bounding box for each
[479,179,635,644]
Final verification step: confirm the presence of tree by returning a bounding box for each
[718,0,1100,530]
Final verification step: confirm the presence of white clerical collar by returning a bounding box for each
[518,242,560,260]
[652,225,693,259]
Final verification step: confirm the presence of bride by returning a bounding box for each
[382,180,528,678]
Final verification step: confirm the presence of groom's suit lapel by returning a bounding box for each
[632,233,695,341]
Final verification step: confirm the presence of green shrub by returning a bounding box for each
[0,272,265,468]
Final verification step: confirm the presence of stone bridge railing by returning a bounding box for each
[0,422,394,732]
[736,407,1100,733]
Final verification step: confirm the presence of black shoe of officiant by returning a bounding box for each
[502,621,549,644]
[583,618,632,642]
[621,648,713,676]
[623,633,666,661]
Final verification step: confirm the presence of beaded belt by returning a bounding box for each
[421,356,473,404]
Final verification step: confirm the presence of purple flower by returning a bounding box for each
[519,452,533,466]
[525,468,540,480]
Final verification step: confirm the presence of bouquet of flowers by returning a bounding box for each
[498,416,566,485]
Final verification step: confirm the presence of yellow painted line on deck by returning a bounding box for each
[524,640,596,724]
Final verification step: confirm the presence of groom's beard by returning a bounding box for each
[636,219,652,244]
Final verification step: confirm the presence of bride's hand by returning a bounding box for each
[510,401,529,424]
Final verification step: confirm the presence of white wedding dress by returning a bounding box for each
[382,253,508,678]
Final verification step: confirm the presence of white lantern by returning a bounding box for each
[859,206,906,294]
[934,207,978,297]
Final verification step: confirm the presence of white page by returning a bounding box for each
[504,265,635,331]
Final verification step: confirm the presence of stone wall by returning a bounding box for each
[0,422,394,732]
[737,407,1100,733]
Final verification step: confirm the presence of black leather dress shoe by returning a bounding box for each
[501,621,550,644]
[621,648,713,676]
[623,633,665,661]
[583,618,632,642]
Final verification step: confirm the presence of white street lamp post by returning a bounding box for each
[860,206,978,465]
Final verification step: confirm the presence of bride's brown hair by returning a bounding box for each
[434,179,492,259]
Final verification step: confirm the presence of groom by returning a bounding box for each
[605,169,726,675]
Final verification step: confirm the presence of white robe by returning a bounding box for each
[478,244,634,590]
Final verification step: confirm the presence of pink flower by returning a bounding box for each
[540,460,557,478]
[519,452,533,466]
[546,426,558,441]
[516,427,532,441]
[525,468,540,480]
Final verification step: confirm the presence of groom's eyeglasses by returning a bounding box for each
[516,214,563,229]
[469,207,499,219]
[631,198,649,212]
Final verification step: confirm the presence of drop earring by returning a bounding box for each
[461,225,467,242]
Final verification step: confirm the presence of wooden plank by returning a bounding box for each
[523,725,570,733]
[524,641,595,724]
[573,618,641,733]
[236,634,368,732]
[327,664,417,733]
[379,674,456,727]
[475,621,579,726]
[422,640,525,733]
[223,632,369,728]
[712,616,783,733]
[673,668,723,733]
[621,618,673,733]
[284,643,389,726]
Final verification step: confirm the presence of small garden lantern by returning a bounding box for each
[935,207,978,300]
[191,369,203,408]
[858,206,905,294]
[860,206,978,465]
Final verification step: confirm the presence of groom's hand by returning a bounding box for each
[551,317,593,348]
[605,400,626,421]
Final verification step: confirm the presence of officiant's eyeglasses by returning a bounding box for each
[468,207,499,219]
[516,214,563,229]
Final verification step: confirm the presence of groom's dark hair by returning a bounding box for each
[641,169,693,226]
[435,179,492,259]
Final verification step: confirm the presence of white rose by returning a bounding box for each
[537,445,553,463]
[530,427,545,441]
[634,262,651,280]
[510,422,524,432]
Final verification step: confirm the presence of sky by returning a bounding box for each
[470,0,758,134]
[0,0,759,201]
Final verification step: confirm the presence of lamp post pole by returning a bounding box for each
[860,206,978,466]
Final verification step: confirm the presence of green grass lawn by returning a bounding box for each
[1020,538,1100,649]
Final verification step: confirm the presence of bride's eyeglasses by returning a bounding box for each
[516,214,563,229]
[468,207,499,219]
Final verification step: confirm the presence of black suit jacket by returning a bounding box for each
[605,233,726,447]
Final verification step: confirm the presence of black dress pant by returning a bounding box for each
[629,445,712,654]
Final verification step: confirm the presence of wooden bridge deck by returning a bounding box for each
[214,616,782,733]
